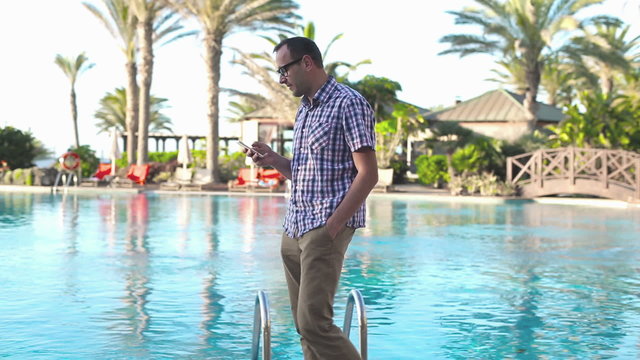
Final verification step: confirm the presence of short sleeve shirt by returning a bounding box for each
[283,76,376,238]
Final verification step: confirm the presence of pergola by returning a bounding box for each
[120,132,239,154]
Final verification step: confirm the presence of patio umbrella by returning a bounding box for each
[177,135,192,170]
[110,128,121,176]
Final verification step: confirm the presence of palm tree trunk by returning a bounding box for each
[137,19,154,165]
[70,87,80,149]
[446,153,455,181]
[523,58,541,131]
[204,32,222,183]
[601,75,613,96]
[125,61,139,165]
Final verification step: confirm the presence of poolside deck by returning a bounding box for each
[2,183,639,208]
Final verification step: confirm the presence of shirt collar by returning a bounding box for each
[301,76,337,109]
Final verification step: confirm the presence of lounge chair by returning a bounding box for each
[254,168,285,192]
[111,164,150,188]
[181,168,215,191]
[80,163,114,187]
[228,168,260,192]
[227,167,285,192]
[159,167,193,190]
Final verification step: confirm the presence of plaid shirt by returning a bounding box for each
[283,76,375,238]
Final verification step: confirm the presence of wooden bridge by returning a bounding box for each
[507,147,640,202]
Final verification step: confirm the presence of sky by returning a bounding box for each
[0,0,638,160]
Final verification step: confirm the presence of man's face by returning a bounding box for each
[275,45,305,98]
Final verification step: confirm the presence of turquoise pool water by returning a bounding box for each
[1,192,639,359]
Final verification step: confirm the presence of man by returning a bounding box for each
[244,36,378,360]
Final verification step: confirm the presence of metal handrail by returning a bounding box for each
[52,171,78,193]
[343,289,368,360]
[251,290,271,360]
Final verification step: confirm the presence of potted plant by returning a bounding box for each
[375,103,425,187]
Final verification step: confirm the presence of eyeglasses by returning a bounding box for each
[276,57,303,77]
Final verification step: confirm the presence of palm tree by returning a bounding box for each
[440,0,603,129]
[347,75,402,122]
[228,21,371,128]
[540,54,574,107]
[228,50,300,123]
[167,0,299,182]
[374,103,425,168]
[94,88,173,134]
[54,52,95,149]
[131,0,161,166]
[131,1,194,165]
[486,57,528,94]
[621,67,640,103]
[562,16,640,96]
[488,53,576,107]
[224,94,266,122]
[84,0,138,164]
[268,21,372,81]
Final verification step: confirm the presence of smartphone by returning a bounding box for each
[237,140,265,157]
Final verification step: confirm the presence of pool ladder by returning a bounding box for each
[52,171,79,193]
[251,289,368,360]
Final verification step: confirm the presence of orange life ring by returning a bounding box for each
[60,152,81,171]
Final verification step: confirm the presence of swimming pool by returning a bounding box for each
[1,192,639,359]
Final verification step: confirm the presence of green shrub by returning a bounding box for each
[149,151,178,163]
[449,172,517,196]
[116,152,129,169]
[0,126,51,169]
[219,152,247,182]
[153,171,172,183]
[415,154,449,186]
[390,158,409,184]
[452,137,505,179]
[192,150,206,168]
[12,168,25,185]
[25,168,33,186]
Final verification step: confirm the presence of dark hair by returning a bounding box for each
[274,37,324,68]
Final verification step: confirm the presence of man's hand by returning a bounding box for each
[325,217,346,240]
[242,142,293,179]
[241,142,273,167]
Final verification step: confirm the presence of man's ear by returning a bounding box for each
[303,55,313,70]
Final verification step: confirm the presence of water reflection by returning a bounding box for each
[104,194,151,352]
[203,197,219,256]
[98,196,118,251]
[177,196,191,254]
[1,192,639,359]
[59,193,80,255]
[125,194,149,253]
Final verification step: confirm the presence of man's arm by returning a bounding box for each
[325,148,378,239]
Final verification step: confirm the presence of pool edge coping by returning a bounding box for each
[1,185,639,208]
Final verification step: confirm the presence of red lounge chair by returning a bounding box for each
[260,169,285,182]
[94,163,112,180]
[256,169,285,191]
[228,168,259,191]
[126,164,150,185]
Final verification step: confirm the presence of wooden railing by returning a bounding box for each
[507,147,640,202]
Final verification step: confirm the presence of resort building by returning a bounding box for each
[424,89,565,142]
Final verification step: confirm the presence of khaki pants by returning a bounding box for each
[281,226,361,360]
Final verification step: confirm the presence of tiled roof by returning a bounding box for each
[426,89,565,123]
